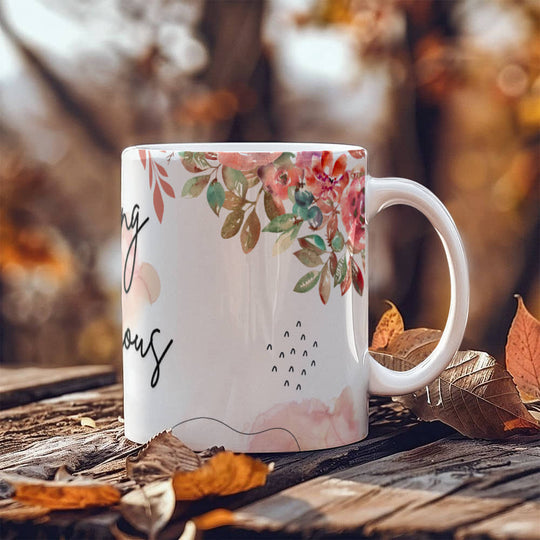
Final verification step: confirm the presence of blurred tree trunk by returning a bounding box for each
[0,3,118,155]
[198,0,275,141]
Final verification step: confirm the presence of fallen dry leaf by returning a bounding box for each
[173,451,272,500]
[505,295,540,400]
[0,499,51,522]
[1,472,120,509]
[126,431,202,485]
[371,301,404,350]
[373,330,540,438]
[192,508,236,530]
[80,417,96,428]
[120,479,176,540]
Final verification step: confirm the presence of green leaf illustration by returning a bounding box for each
[223,191,244,211]
[273,152,295,167]
[294,270,320,293]
[272,223,301,256]
[263,213,296,233]
[181,175,211,198]
[179,151,210,173]
[299,235,326,254]
[334,255,347,286]
[222,167,248,198]
[245,171,260,188]
[331,231,345,252]
[241,210,261,254]
[264,191,284,221]
[207,180,226,216]
[294,248,323,268]
[319,261,331,304]
[221,209,245,239]
[287,186,296,204]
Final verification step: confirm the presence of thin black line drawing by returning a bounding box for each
[171,417,301,451]
[284,331,290,337]
[266,344,272,351]
[301,334,306,341]
[284,380,290,386]
[272,365,277,372]
[296,384,302,391]
[301,369,307,375]
[296,321,302,327]
[279,352,285,358]
[313,341,318,348]
[289,366,294,372]
[311,360,316,366]
[303,350,308,357]
[290,348,296,355]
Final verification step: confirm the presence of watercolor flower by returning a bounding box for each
[341,176,366,252]
[217,152,281,171]
[247,386,359,451]
[304,151,349,204]
[259,162,302,200]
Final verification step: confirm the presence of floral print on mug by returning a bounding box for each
[137,149,366,304]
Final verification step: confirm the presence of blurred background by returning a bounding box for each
[0,0,538,371]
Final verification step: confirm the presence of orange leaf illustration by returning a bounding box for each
[505,295,540,400]
[172,451,271,501]
[371,301,405,350]
[153,185,164,223]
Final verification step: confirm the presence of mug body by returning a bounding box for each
[121,143,369,451]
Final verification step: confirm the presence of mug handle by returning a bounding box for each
[365,176,470,395]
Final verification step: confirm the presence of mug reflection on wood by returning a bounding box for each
[121,143,469,452]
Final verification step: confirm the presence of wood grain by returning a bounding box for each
[0,365,116,409]
[229,433,540,538]
[1,378,538,539]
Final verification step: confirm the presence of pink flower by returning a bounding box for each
[121,228,161,326]
[247,386,360,451]
[341,176,366,252]
[258,162,302,200]
[217,152,282,171]
[305,151,349,204]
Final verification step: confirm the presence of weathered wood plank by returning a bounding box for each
[0,365,116,409]
[227,433,540,538]
[0,384,128,459]
[456,501,540,539]
[0,385,456,539]
[4,381,536,540]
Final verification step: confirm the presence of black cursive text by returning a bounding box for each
[121,204,149,294]
[123,327,173,388]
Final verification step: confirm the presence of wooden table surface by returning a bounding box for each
[1,365,539,539]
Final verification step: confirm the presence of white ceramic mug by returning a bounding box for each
[121,143,468,452]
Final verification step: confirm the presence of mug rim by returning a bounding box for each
[123,142,367,155]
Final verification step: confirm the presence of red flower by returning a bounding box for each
[341,176,366,251]
[305,151,348,204]
[259,163,302,200]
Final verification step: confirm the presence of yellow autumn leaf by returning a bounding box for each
[172,451,272,500]
[371,301,405,350]
[3,473,121,509]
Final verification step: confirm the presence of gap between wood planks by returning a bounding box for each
[226,433,540,539]
[0,365,116,410]
[1,375,538,539]
[0,381,455,538]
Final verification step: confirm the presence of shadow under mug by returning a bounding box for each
[121,143,469,452]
